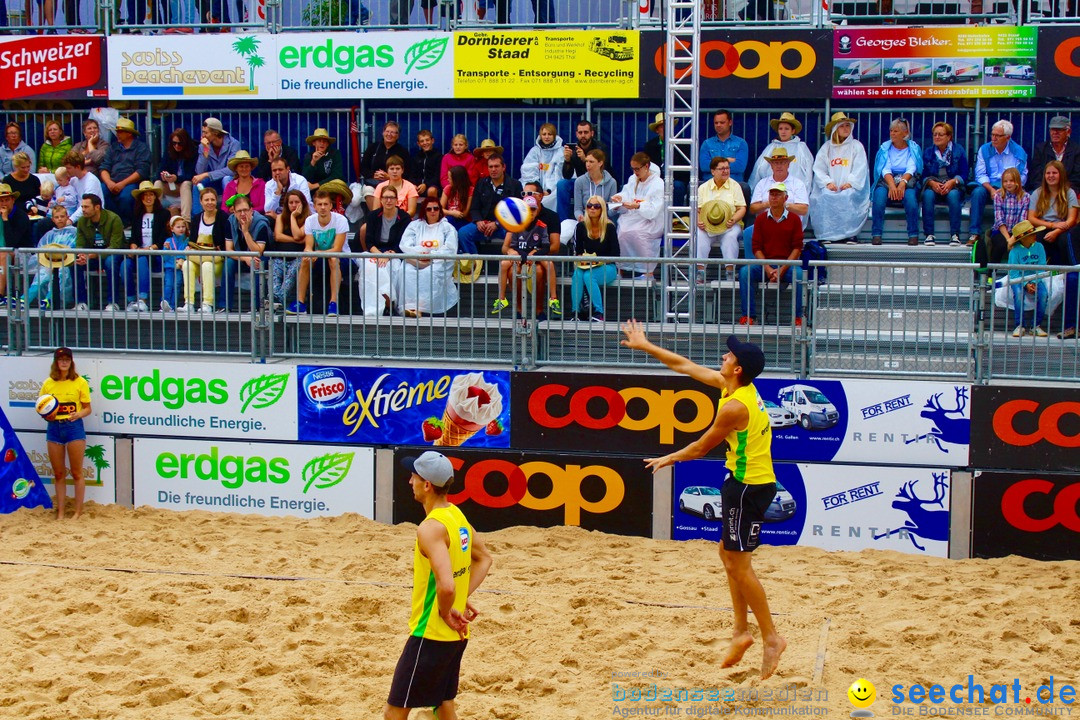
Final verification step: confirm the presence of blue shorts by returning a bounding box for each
[46,418,86,445]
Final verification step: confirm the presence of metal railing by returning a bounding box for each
[7,247,1077,382]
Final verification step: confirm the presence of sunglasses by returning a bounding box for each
[585,203,603,209]
[425,206,441,212]
[522,191,542,197]
[171,140,183,146]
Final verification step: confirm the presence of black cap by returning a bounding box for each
[726,335,765,381]
[54,347,72,360]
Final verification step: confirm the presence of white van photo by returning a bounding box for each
[838,60,881,86]
[777,384,840,430]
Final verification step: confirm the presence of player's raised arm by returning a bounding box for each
[620,319,724,388]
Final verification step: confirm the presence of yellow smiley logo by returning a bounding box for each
[848,678,877,709]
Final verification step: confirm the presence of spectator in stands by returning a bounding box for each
[441,165,473,230]
[271,190,310,311]
[1026,160,1078,266]
[642,112,688,206]
[700,109,750,198]
[0,183,33,306]
[192,117,239,194]
[970,119,1027,247]
[255,129,301,183]
[222,151,265,215]
[399,197,459,318]
[302,128,344,193]
[557,120,606,222]
[3,152,41,208]
[812,112,869,245]
[38,121,72,174]
[183,186,231,314]
[71,119,108,176]
[611,152,665,278]
[1005,220,1050,338]
[470,139,501,185]
[870,118,922,246]
[1059,277,1077,339]
[125,182,169,312]
[99,117,151,225]
[520,123,564,213]
[976,167,1028,269]
[264,157,312,221]
[695,157,746,282]
[920,121,968,247]
[571,194,619,322]
[745,148,809,258]
[160,216,188,312]
[1027,116,1080,193]
[53,167,79,219]
[458,153,523,255]
[441,134,476,190]
[25,181,54,244]
[373,156,418,217]
[389,0,438,24]
[156,128,196,222]
[73,193,125,312]
[1,123,35,177]
[288,189,349,317]
[362,121,410,188]
[492,191,560,320]
[739,182,804,327]
[62,151,103,224]
[561,147,617,244]
[750,112,813,192]
[410,129,441,200]
[222,193,270,313]
[27,204,77,310]
[358,185,411,317]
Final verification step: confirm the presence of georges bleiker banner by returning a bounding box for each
[0,35,107,100]
[392,448,653,537]
[970,385,1080,472]
[972,472,1080,561]
[639,29,833,99]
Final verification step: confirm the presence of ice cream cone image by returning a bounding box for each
[433,373,503,447]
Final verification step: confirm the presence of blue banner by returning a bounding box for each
[0,406,50,513]
[297,366,511,448]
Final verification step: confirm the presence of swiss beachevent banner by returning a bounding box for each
[832,26,1036,100]
[132,438,375,519]
[15,431,117,505]
[1,356,297,441]
[296,365,510,448]
[0,34,108,100]
[673,461,951,558]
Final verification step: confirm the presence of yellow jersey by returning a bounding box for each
[409,504,474,641]
[40,376,90,422]
[721,383,775,486]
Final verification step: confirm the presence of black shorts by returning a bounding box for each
[387,635,468,709]
[721,478,776,552]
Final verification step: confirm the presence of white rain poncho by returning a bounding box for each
[398,217,459,314]
[749,137,815,192]
[610,168,665,275]
[520,134,565,213]
[810,134,870,242]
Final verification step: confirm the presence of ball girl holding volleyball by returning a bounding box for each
[41,347,92,520]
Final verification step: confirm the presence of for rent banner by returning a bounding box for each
[0,35,107,100]
[970,385,1080,472]
[832,26,1036,100]
[639,29,833,99]
[972,472,1079,561]
[453,31,639,99]
[392,447,652,537]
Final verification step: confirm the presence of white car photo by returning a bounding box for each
[764,399,796,428]
[678,485,724,520]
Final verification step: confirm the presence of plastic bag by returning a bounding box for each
[88,107,120,144]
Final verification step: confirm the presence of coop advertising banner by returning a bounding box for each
[0,35,107,100]
[970,385,1080,472]
[16,431,117,505]
[511,373,970,467]
[392,447,653,537]
[133,438,374,518]
[1036,26,1080,98]
[639,29,833,99]
[971,472,1080,561]
[832,26,1036,100]
[453,31,639,99]
[673,461,951,557]
[296,366,510,448]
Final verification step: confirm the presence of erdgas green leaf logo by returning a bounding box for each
[404,37,448,75]
[239,373,290,413]
[302,452,354,494]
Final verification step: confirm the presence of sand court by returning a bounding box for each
[1,503,1077,719]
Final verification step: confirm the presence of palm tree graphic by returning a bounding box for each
[232,36,264,93]
[83,444,110,485]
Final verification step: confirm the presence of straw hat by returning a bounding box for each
[472,139,503,157]
[453,258,483,284]
[648,112,665,132]
[227,150,257,172]
[701,199,734,235]
[1010,220,1046,243]
[38,243,75,269]
[824,111,857,137]
[203,117,228,135]
[131,180,163,200]
[115,117,139,135]
[765,147,793,162]
[0,183,21,200]
[305,128,336,146]
[319,178,353,205]
[769,112,803,135]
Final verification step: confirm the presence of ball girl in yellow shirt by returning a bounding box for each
[40,347,92,520]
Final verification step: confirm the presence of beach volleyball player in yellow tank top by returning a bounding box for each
[621,321,787,681]
[385,451,493,720]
